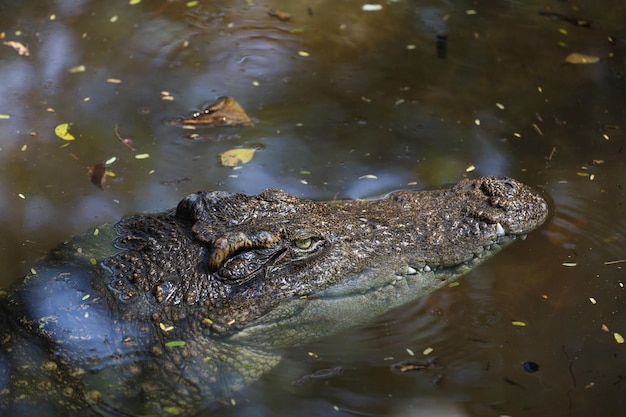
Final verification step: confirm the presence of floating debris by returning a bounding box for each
[87,163,108,190]
[362,4,383,12]
[267,9,290,21]
[390,357,441,373]
[68,65,86,73]
[3,40,29,56]
[55,123,75,141]
[292,366,342,385]
[565,53,599,64]
[180,97,253,127]
[220,148,256,167]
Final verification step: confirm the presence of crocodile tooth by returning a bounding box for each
[496,222,505,236]
[520,234,527,240]
[406,266,417,275]
[423,265,432,272]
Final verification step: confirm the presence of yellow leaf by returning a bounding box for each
[614,332,624,344]
[55,123,75,140]
[220,148,256,167]
[565,53,599,64]
[512,321,527,327]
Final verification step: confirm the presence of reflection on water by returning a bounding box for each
[0,0,625,416]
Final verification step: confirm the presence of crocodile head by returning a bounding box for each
[103,176,547,333]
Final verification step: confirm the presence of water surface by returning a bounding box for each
[0,0,624,416]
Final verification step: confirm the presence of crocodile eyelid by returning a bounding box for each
[208,230,281,270]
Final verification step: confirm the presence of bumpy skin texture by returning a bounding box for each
[0,176,548,416]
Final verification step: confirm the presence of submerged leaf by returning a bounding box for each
[180,97,254,126]
[55,123,75,140]
[220,148,256,167]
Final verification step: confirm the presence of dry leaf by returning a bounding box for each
[565,53,599,64]
[87,163,107,190]
[220,148,256,167]
[180,97,253,126]
[3,40,29,56]
[267,8,290,21]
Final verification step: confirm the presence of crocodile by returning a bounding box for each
[0,176,548,417]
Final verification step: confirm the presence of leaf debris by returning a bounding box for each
[3,40,29,56]
[565,53,599,64]
[55,123,75,141]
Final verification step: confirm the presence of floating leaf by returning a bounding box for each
[135,153,150,159]
[220,148,256,167]
[3,40,29,56]
[159,322,174,332]
[512,320,527,327]
[180,97,253,126]
[362,4,383,11]
[68,65,86,73]
[267,8,290,21]
[614,332,624,344]
[562,262,577,267]
[55,123,75,140]
[87,163,107,189]
[565,53,599,64]
[165,340,186,347]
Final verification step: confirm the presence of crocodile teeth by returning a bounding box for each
[496,222,505,236]
[423,265,432,272]
[406,266,418,275]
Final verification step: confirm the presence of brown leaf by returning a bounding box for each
[88,163,107,190]
[180,97,254,126]
[267,9,290,21]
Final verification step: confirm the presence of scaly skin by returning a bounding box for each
[0,176,548,416]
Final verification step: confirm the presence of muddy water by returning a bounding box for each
[0,0,625,416]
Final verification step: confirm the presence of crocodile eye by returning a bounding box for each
[294,237,312,250]
[290,237,327,261]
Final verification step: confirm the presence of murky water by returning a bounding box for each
[1,0,625,416]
